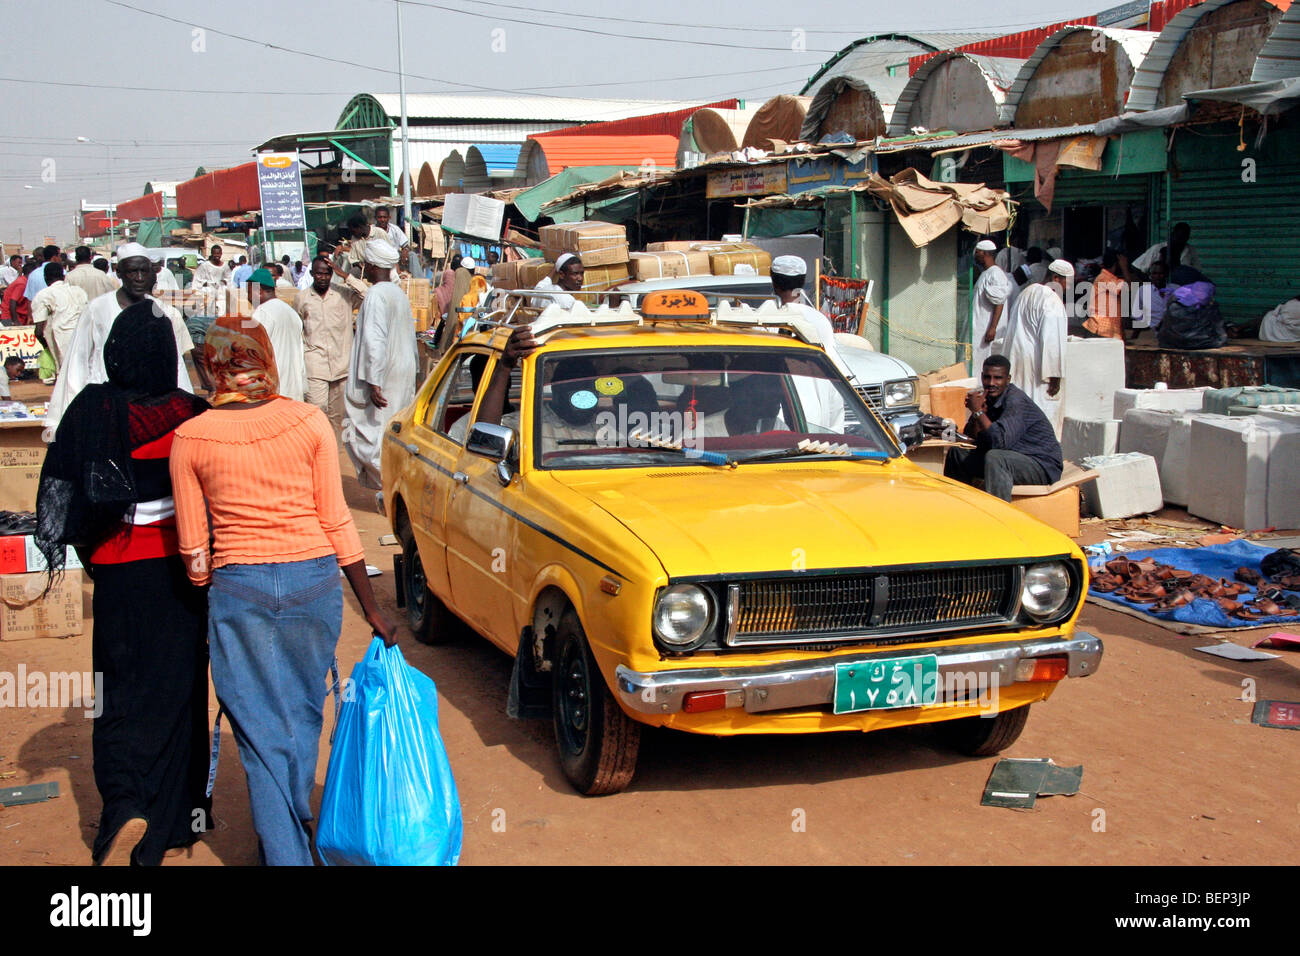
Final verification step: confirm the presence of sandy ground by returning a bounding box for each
[2,406,1298,865]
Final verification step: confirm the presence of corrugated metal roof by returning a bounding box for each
[886,53,1026,136]
[1254,1,1300,80]
[524,134,679,175]
[1001,26,1159,124]
[873,122,1099,153]
[802,33,1002,97]
[468,143,522,174]
[366,93,703,124]
[1130,0,1254,111]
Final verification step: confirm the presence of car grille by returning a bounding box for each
[855,384,884,409]
[727,564,1017,646]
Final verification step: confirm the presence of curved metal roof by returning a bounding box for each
[886,53,1025,136]
[1001,26,1158,124]
[467,143,523,174]
[337,93,702,129]
[800,33,1001,96]
[1130,0,1281,111]
[1254,1,1300,80]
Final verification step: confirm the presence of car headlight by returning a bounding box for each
[1021,562,1073,621]
[884,378,917,407]
[653,585,713,647]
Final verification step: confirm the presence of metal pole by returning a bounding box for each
[105,143,116,250]
[396,1,414,271]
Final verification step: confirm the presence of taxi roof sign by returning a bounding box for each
[638,289,710,321]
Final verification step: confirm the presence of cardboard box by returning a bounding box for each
[577,263,631,303]
[404,277,432,309]
[645,241,700,252]
[628,250,712,280]
[1,569,83,640]
[1011,486,1081,537]
[0,420,46,513]
[0,535,81,574]
[516,259,554,288]
[540,221,629,267]
[697,243,771,276]
[929,381,976,424]
[490,261,517,287]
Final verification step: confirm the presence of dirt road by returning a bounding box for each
[3,462,1298,866]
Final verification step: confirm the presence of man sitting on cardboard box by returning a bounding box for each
[943,354,1062,502]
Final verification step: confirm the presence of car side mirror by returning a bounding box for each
[467,421,517,485]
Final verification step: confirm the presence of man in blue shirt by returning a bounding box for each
[230,256,253,289]
[23,245,60,302]
[943,354,1063,501]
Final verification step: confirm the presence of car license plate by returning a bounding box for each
[833,655,938,714]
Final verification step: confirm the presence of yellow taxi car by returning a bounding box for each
[382,291,1102,795]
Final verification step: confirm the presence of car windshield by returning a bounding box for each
[532,347,898,469]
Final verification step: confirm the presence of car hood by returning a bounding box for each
[547,460,1074,579]
[835,340,916,382]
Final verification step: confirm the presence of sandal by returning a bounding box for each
[97,816,148,867]
[1235,567,1264,586]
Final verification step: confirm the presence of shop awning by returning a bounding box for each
[1184,77,1300,117]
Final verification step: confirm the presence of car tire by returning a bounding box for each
[551,609,640,796]
[398,523,456,645]
[940,704,1030,756]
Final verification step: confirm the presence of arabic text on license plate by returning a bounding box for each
[833,656,938,714]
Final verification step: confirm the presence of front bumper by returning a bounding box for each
[616,632,1102,715]
[884,407,924,435]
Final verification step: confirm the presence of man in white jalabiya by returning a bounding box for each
[343,238,417,489]
[44,243,195,440]
[30,261,89,368]
[246,268,307,402]
[971,239,1017,371]
[1002,258,1071,433]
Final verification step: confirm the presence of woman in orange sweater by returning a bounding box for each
[170,315,395,866]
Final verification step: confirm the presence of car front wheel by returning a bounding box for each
[552,609,640,795]
[939,704,1030,756]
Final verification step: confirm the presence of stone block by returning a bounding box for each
[1079,452,1163,519]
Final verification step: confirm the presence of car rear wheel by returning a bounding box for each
[398,522,457,645]
[939,704,1030,756]
[552,609,640,795]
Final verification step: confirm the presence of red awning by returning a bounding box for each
[176,161,261,219]
[116,192,165,221]
[527,134,679,175]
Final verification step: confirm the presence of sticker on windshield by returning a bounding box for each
[594,376,624,396]
[569,389,598,410]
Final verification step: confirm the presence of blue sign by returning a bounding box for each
[256,152,306,231]
[786,155,871,195]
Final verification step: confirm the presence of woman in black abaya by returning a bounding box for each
[35,301,211,865]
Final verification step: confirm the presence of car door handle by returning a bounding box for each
[452,471,469,485]
[404,443,419,454]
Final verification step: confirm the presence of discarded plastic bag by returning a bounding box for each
[317,637,463,865]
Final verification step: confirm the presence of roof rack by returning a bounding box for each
[475,291,824,346]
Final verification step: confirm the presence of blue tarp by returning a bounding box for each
[1089,539,1298,629]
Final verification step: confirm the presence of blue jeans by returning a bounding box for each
[208,556,342,866]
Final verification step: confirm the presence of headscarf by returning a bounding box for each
[35,301,208,578]
[204,315,280,406]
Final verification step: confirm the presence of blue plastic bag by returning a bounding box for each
[317,638,463,865]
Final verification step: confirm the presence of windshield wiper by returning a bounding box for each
[737,439,891,465]
[627,430,734,467]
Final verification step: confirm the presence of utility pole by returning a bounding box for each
[77,137,116,250]
[396,0,414,272]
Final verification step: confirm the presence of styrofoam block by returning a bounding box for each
[1118,408,1181,467]
[1079,452,1163,519]
[1061,417,1120,462]
[1064,337,1126,422]
[1160,413,1231,507]
[1187,418,1273,528]
[1261,420,1300,529]
[1257,405,1300,423]
[1113,386,1208,420]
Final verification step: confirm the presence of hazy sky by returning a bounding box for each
[3,0,1100,245]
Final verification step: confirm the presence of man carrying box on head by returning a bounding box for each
[943,354,1062,502]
